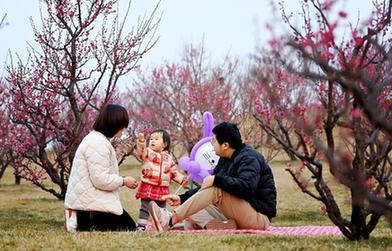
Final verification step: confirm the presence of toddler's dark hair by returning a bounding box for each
[151,129,171,151]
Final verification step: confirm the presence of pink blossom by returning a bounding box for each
[351,108,361,119]
[321,0,334,11]
[267,39,278,47]
[319,203,327,215]
[338,11,348,18]
[354,36,364,48]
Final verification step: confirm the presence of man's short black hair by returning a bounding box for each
[212,122,242,150]
[93,104,129,138]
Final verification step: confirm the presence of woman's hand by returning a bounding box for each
[123,176,139,189]
[161,194,181,206]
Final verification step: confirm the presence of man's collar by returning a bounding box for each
[227,144,245,159]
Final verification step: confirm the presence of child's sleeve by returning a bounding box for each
[170,162,186,185]
[136,138,148,161]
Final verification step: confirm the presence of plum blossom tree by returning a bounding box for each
[2,0,160,199]
[241,54,310,161]
[0,85,14,181]
[125,44,242,157]
[0,15,15,182]
[250,0,392,240]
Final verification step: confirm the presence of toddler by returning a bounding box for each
[135,129,186,230]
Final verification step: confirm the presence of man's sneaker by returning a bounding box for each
[205,218,237,230]
[148,201,172,231]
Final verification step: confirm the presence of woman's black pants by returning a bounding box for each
[76,209,136,231]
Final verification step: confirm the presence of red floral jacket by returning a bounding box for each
[137,139,185,187]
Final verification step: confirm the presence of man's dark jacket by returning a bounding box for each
[179,144,277,221]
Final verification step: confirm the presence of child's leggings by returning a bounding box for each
[138,198,166,226]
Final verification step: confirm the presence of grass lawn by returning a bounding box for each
[1,159,391,251]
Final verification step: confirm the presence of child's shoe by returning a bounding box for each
[135,225,146,231]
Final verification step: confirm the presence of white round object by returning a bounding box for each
[194,142,219,171]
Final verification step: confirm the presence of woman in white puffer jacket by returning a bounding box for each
[64,104,139,232]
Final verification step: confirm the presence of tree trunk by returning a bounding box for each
[14,173,20,185]
[0,165,6,180]
[14,173,21,185]
[350,204,367,240]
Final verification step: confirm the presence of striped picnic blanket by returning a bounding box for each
[168,226,341,236]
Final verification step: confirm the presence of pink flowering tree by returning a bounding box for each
[2,0,159,199]
[125,44,241,157]
[241,59,308,161]
[111,104,139,166]
[236,93,282,161]
[0,84,15,181]
[0,14,13,182]
[250,0,392,240]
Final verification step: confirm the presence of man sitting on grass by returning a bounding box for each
[148,122,277,231]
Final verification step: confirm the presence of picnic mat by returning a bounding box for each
[168,226,342,236]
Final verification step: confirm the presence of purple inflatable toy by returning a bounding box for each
[178,112,219,183]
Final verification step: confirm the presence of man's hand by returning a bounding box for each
[201,175,215,190]
[161,194,181,206]
[123,176,139,189]
[180,176,189,186]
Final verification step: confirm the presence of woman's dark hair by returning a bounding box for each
[151,129,171,151]
[212,122,242,150]
[93,104,129,138]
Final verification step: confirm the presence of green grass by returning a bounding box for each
[1,161,391,251]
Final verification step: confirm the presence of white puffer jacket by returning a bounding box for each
[64,130,124,215]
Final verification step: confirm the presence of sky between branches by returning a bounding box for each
[0,0,373,78]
